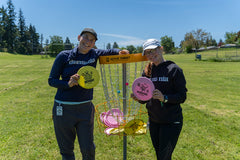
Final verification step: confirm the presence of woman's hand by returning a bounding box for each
[68,74,80,87]
[152,89,164,102]
[131,93,139,101]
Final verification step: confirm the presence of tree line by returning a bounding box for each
[96,29,240,54]
[180,29,240,53]
[1,0,240,55]
[0,0,41,54]
[0,0,73,55]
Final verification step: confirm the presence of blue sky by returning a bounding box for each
[1,0,240,49]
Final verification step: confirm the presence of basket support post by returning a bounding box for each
[122,63,127,160]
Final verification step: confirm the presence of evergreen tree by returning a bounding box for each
[106,43,111,49]
[205,36,217,47]
[0,1,42,53]
[17,8,27,54]
[44,38,49,53]
[40,34,43,51]
[0,6,7,49]
[24,26,31,53]
[4,0,17,52]
[28,24,40,54]
[64,37,72,50]
[211,39,217,46]
[112,42,119,48]
[45,38,49,46]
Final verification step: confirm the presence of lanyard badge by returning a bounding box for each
[56,105,63,116]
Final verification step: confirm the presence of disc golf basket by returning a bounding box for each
[95,53,148,160]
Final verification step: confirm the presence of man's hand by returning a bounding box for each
[119,49,129,55]
[68,74,80,87]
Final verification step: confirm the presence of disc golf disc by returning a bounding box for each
[104,128,114,135]
[77,66,100,89]
[104,127,124,135]
[124,119,145,135]
[132,77,155,101]
[103,108,123,128]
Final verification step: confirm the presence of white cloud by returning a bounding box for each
[99,33,145,47]
[139,0,195,6]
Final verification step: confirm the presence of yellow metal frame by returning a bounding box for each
[99,53,148,64]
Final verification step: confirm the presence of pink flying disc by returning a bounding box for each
[103,108,123,128]
[132,77,155,101]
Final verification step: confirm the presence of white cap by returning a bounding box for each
[142,39,161,56]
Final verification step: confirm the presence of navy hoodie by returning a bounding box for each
[143,61,187,123]
[48,47,120,102]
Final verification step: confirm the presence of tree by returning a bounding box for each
[64,37,72,50]
[225,32,237,44]
[106,43,111,49]
[211,39,217,46]
[28,24,40,54]
[181,29,211,52]
[49,35,64,56]
[39,33,44,53]
[192,29,210,49]
[136,46,143,53]
[126,45,136,54]
[218,39,224,46]
[181,32,195,53]
[205,36,217,47]
[236,31,240,44]
[112,42,119,48]
[160,36,175,53]
[0,6,7,49]
[4,0,17,52]
[45,38,49,46]
[0,0,42,53]
[16,8,27,54]
[44,38,49,53]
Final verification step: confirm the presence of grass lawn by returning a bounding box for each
[0,52,239,160]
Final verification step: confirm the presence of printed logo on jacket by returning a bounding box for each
[151,76,168,82]
[69,58,96,65]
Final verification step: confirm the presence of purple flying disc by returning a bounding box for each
[132,77,155,101]
[103,108,123,128]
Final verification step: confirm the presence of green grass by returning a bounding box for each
[196,47,240,62]
[0,52,239,160]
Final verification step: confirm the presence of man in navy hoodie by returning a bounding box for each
[48,28,129,160]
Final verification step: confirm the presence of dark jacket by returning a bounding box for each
[143,61,187,123]
[48,47,120,102]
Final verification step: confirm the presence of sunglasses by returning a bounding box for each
[144,48,158,56]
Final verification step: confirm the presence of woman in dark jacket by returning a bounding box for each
[131,39,187,160]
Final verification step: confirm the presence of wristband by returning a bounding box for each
[163,95,168,103]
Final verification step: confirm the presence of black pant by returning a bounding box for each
[52,101,95,160]
[149,121,183,160]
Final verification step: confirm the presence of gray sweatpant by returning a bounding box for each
[52,101,95,160]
